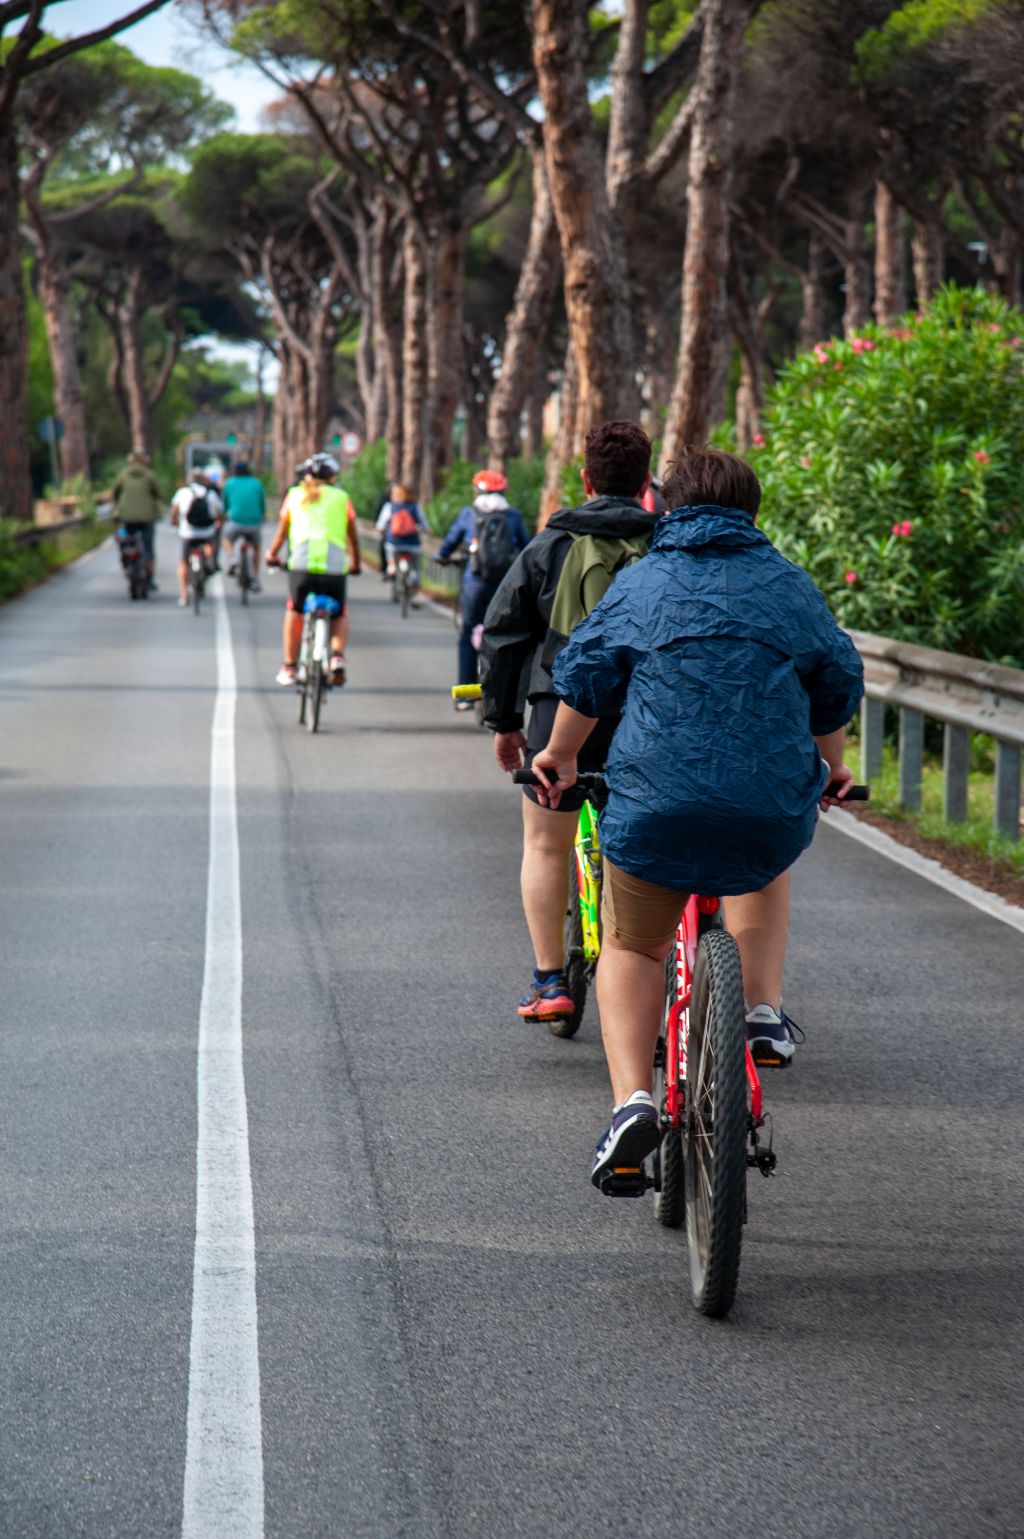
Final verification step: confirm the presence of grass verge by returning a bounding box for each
[0,519,111,603]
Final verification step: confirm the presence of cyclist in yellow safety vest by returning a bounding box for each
[266,451,362,687]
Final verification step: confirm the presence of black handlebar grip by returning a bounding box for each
[512,769,541,786]
[826,781,869,800]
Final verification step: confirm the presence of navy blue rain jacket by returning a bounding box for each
[552,504,864,896]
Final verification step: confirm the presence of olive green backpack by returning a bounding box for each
[547,531,649,647]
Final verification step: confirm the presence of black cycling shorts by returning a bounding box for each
[522,696,618,813]
[287,570,347,615]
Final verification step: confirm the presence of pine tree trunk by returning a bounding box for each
[425,222,465,496]
[873,181,907,326]
[798,233,826,351]
[365,204,391,444]
[532,0,639,475]
[272,347,291,495]
[525,349,548,457]
[400,223,428,496]
[36,244,89,483]
[118,268,151,457]
[663,0,748,461]
[539,342,578,525]
[842,187,873,337]
[911,219,945,305]
[486,155,561,471]
[0,122,33,520]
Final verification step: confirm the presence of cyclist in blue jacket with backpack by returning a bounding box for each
[438,469,529,698]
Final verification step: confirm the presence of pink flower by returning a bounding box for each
[989,323,1002,334]
[1012,337,1022,347]
[851,336,876,354]
[974,450,990,464]
[891,522,902,536]
[891,326,912,340]
[844,569,858,584]
[752,433,765,447]
[834,362,843,372]
[801,455,811,468]
[892,520,913,537]
[812,345,829,365]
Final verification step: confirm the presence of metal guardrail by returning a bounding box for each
[12,503,113,548]
[851,630,1024,841]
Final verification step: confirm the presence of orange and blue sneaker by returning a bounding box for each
[517,969,574,1022]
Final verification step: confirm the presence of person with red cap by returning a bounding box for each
[438,468,530,700]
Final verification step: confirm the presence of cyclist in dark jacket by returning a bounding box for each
[530,446,864,1189]
[438,470,529,692]
[480,420,658,1024]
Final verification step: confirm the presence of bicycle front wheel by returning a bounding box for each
[308,661,324,733]
[557,850,589,1039]
[683,927,747,1317]
[653,952,685,1229]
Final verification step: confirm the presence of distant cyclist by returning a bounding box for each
[438,469,529,701]
[265,451,361,687]
[375,482,427,606]
[479,420,657,1023]
[112,450,162,592]
[170,471,221,608]
[221,461,266,591]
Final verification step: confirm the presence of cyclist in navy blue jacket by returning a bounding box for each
[438,470,529,697]
[530,446,864,1190]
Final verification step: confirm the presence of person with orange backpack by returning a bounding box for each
[375,483,428,604]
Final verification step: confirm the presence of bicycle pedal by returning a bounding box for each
[597,1167,650,1199]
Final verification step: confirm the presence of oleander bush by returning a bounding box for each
[752,284,1024,666]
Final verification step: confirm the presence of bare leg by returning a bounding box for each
[283,609,302,666]
[330,614,347,654]
[723,870,791,1011]
[595,934,674,1105]
[178,559,188,602]
[520,796,578,971]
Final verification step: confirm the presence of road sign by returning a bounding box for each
[36,415,64,442]
[340,430,362,457]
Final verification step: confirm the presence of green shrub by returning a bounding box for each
[752,284,1024,665]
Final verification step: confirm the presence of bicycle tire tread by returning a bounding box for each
[686,928,747,1317]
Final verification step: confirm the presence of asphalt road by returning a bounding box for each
[1,526,1022,1539]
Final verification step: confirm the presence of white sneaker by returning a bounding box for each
[275,666,297,687]
[177,596,188,608]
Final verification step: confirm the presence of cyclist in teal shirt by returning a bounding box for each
[222,461,266,591]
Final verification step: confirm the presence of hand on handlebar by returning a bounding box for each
[530,747,577,811]
[820,761,855,809]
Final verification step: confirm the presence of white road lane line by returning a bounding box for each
[182,576,265,1539]
[822,810,1024,937]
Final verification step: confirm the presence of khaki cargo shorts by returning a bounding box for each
[602,858,690,951]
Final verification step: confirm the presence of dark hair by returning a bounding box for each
[662,445,761,517]
[233,461,250,475]
[583,419,651,497]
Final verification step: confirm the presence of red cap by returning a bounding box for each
[472,469,508,493]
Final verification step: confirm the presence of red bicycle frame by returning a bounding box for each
[663,895,764,1128]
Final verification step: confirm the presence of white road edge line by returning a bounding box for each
[182,575,265,1539]
[822,809,1024,937]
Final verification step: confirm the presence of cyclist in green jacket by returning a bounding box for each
[265,452,361,686]
[112,451,162,591]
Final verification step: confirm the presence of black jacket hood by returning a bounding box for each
[546,495,658,539]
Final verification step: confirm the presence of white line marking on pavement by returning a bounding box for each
[822,810,1024,937]
[182,575,265,1539]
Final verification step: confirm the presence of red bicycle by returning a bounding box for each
[515,767,867,1318]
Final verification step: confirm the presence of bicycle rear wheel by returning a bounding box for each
[192,572,202,615]
[683,927,747,1317]
[400,573,410,619]
[239,545,250,605]
[556,850,589,1039]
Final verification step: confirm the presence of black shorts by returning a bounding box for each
[522,696,618,813]
[287,571,347,615]
[180,536,211,561]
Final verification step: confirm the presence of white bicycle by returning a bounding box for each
[297,592,341,733]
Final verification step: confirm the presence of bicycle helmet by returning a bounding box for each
[472,468,508,493]
[294,457,312,481]
[307,451,340,480]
